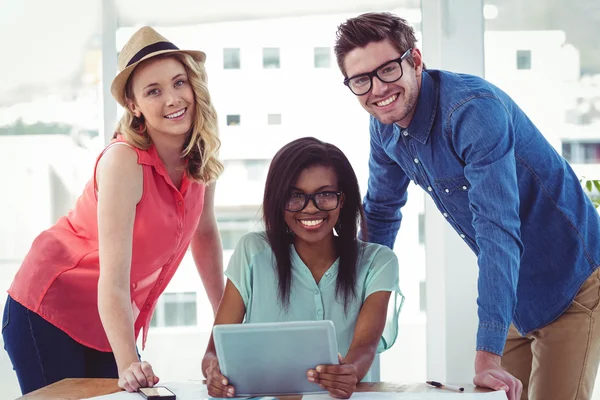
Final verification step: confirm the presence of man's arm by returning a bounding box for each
[362,117,411,249]
[451,95,523,355]
[451,95,524,400]
[191,182,225,315]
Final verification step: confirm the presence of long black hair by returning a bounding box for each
[263,137,367,309]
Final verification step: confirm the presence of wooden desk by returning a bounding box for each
[20,379,490,400]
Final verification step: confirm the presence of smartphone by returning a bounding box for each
[138,386,176,400]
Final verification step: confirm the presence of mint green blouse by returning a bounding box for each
[225,232,403,379]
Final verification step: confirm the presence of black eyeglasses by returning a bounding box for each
[343,48,413,96]
[285,191,342,212]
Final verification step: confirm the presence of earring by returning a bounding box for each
[285,225,292,234]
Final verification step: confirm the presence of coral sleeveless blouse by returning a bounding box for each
[8,136,206,351]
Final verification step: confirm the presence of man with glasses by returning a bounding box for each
[334,12,600,400]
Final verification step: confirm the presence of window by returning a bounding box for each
[216,208,262,251]
[418,212,425,245]
[563,141,600,164]
[267,113,281,125]
[226,114,240,126]
[244,159,270,181]
[263,48,280,69]
[220,228,251,250]
[314,47,331,68]
[223,48,240,69]
[150,292,197,327]
[562,142,573,161]
[516,50,532,70]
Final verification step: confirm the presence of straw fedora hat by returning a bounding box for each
[110,26,206,108]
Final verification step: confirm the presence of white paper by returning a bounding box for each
[83,383,507,400]
[82,381,215,400]
[303,391,508,400]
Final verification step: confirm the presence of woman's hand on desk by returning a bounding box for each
[205,358,236,398]
[307,354,358,399]
[118,360,160,392]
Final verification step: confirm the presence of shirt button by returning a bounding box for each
[413,158,419,164]
[325,273,330,277]
[460,234,466,239]
[462,186,468,190]
[314,289,320,295]
[177,200,183,206]
[158,279,164,285]
[445,189,450,193]
[427,186,432,192]
[443,213,448,217]
[403,131,409,136]
[145,304,151,309]
[317,309,323,316]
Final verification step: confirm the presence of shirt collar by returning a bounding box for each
[113,135,191,193]
[405,70,439,145]
[290,244,339,282]
[147,141,191,194]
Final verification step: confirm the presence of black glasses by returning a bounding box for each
[343,48,413,96]
[285,191,342,212]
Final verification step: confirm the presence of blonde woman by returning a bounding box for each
[2,27,224,395]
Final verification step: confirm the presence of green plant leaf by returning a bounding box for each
[587,180,593,192]
[593,181,600,193]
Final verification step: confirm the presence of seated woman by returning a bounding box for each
[202,137,403,399]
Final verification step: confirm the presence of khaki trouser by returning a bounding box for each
[502,268,600,400]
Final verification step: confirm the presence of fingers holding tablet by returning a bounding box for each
[206,358,235,398]
[307,359,358,399]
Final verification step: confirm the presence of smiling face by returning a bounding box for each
[127,56,195,139]
[343,39,422,127]
[284,165,343,246]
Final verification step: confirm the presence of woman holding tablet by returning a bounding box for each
[202,137,403,399]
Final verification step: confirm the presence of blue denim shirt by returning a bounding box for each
[364,69,600,355]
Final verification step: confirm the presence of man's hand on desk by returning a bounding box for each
[307,354,358,399]
[118,360,160,392]
[474,350,522,400]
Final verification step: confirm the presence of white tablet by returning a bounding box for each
[213,320,339,396]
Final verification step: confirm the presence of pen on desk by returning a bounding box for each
[426,380,465,392]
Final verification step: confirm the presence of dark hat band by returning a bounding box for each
[126,41,180,67]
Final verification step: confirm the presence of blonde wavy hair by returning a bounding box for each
[114,53,223,183]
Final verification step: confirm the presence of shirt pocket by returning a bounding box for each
[434,175,471,213]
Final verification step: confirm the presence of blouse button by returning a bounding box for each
[177,200,183,206]
[317,309,323,316]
